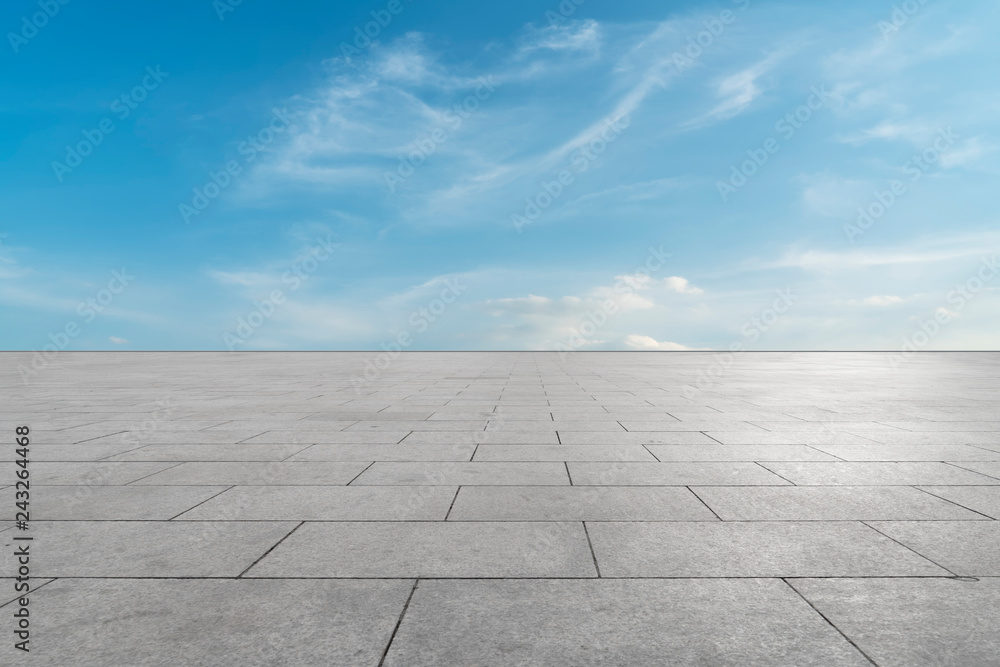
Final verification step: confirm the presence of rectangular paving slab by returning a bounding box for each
[587,521,948,577]
[692,485,989,520]
[790,578,1000,667]
[28,485,230,520]
[810,444,1000,461]
[0,461,176,485]
[0,521,297,577]
[0,578,413,667]
[129,461,371,485]
[758,461,1000,485]
[868,520,1000,576]
[284,443,476,461]
[447,486,719,521]
[917,485,1000,518]
[245,521,598,578]
[382,579,872,666]
[568,461,790,485]
[472,444,657,461]
[178,485,457,521]
[645,444,840,461]
[351,461,570,485]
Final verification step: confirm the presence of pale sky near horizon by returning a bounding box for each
[2,0,999,351]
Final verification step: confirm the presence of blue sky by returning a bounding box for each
[2,0,998,351]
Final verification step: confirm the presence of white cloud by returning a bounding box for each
[663,276,703,295]
[850,295,903,306]
[795,172,872,218]
[686,50,789,128]
[754,231,1000,272]
[839,120,944,146]
[940,137,991,168]
[624,334,703,351]
[519,20,601,57]
[109,336,128,345]
[370,33,433,84]
[207,270,275,287]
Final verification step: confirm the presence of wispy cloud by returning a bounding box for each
[684,50,790,128]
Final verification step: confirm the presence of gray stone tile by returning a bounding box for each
[704,431,876,445]
[473,444,656,461]
[447,486,717,521]
[917,486,1000,519]
[203,417,319,428]
[749,421,906,433]
[0,461,176,485]
[620,421,768,432]
[693,486,987,521]
[82,430,269,444]
[0,521,296,577]
[29,485,229,520]
[869,521,1000,576]
[0,578,55,607]
[179,486,456,521]
[559,431,718,445]
[939,461,1000,479]
[130,461,370,485]
[305,410,432,420]
[2,444,143,461]
[811,444,1000,461]
[880,421,1000,432]
[759,462,1000,485]
[347,420,488,431]
[791,578,1000,667]
[102,444,308,461]
[284,443,475,461]
[428,411,511,420]
[588,521,947,577]
[352,462,569,485]
[667,411,799,421]
[6,578,412,666]
[245,522,597,578]
[383,579,871,666]
[503,420,625,432]
[568,462,790,486]
[859,432,1000,446]
[402,431,560,444]
[646,444,840,461]
[242,431,410,443]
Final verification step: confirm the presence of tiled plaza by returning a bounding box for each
[3,351,999,665]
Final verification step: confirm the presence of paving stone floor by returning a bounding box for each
[2,351,999,665]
